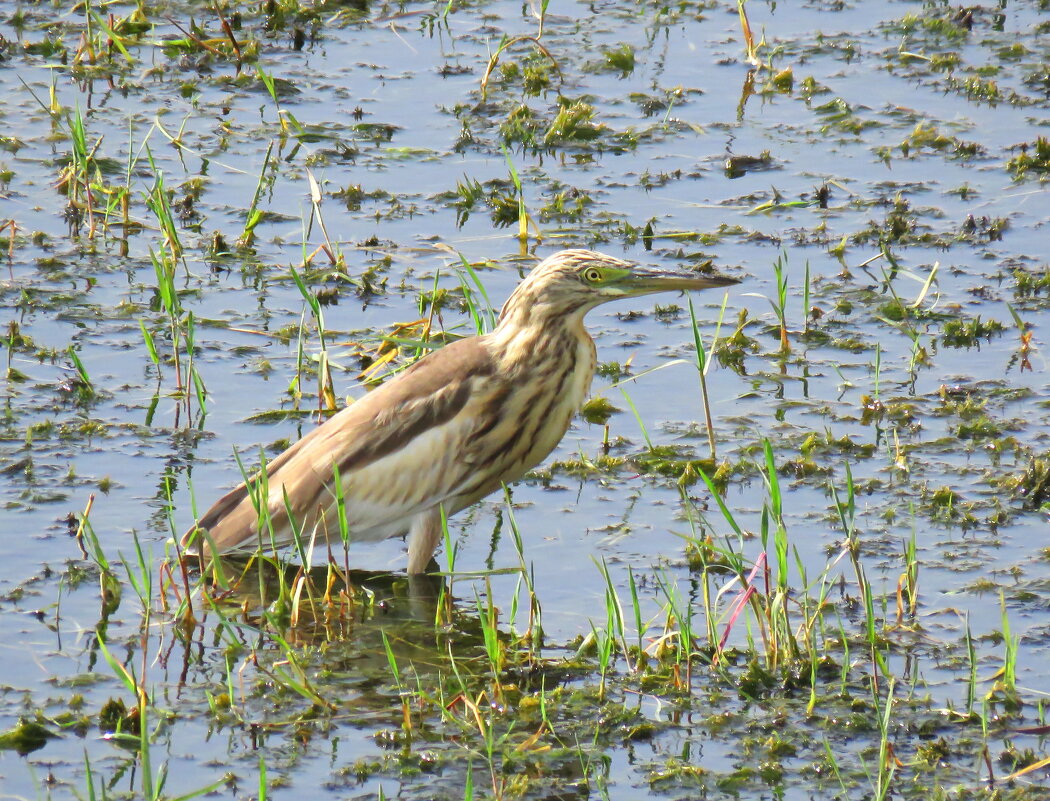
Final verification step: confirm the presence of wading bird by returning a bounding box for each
[183,249,736,572]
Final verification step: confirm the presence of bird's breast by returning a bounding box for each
[449,330,596,508]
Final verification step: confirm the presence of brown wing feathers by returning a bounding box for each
[183,337,495,553]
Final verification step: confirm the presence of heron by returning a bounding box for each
[182,249,737,573]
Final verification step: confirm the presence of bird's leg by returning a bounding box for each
[406,507,443,574]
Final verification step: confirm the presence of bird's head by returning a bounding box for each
[499,249,738,325]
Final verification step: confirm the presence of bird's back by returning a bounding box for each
[184,315,595,557]
[183,335,503,554]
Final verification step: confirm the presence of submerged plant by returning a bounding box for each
[1006,136,1050,180]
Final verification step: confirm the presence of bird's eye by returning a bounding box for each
[582,267,603,283]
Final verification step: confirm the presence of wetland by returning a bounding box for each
[1,0,1050,799]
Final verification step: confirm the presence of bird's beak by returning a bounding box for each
[623,264,739,295]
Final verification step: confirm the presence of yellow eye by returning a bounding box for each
[582,267,602,283]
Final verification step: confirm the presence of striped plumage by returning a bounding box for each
[182,249,737,573]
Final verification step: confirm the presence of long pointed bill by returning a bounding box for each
[623,264,739,295]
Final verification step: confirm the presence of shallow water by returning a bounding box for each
[1,0,1049,798]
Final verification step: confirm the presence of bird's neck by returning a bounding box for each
[489,303,592,375]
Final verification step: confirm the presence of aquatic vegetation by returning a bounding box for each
[598,43,635,77]
[543,99,608,147]
[940,315,1005,348]
[580,395,620,425]
[1006,136,1050,181]
[897,121,985,160]
[1008,456,1050,511]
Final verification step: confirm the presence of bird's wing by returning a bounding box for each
[184,336,498,554]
